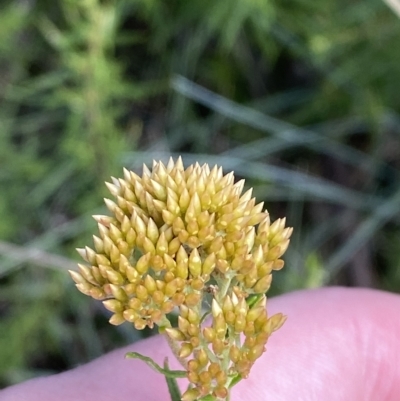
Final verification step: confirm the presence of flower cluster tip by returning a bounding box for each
[70,157,292,400]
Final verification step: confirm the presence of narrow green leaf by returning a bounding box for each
[125,352,187,378]
[228,373,243,388]
[198,396,216,401]
[246,293,263,308]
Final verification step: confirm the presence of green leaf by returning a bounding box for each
[164,358,182,401]
[125,352,187,378]
[246,293,263,308]
[228,373,243,388]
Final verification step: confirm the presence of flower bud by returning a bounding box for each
[179,342,193,358]
[92,214,115,227]
[172,217,185,236]
[178,230,189,243]
[209,236,223,253]
[188,308,199,324]
[134,318,147,330]
[129,297,142,310]
[246,306,265,322]
[190,336,200,348]
[199,370,212,384]
[168,237,181,255]
[123,309,138,323]
[195,348,209,368]
[216,259,229,274]
[109,284,128,302]
[202,253,216,275]
[136,253,151,275]
[187,359,200,371]
[253,274,272,293]
[150,179,167,201]
[75,282,92,295]
[213,386,228,399]
[211,299,223,318]
[187,220,199,235]
[182,388,200,401]
[185,293,201,307]
[103,299,123,313]
[90,287,106,299]
[272,259,285,271]
[222,295,234,313]
[69,270,88,285]
[188,248,201,277]
[247,344,265,362]
[161,300,174,313]
[202,327,215,343]
[258,261,273,277]
[144,275,156,293]
[151,290,164,304]
[164,279,179,297]
[215,370,227,386]
[165,328,186,341]
[225,310,236,325]
[185,193,201,221]
[187,235,201,248]
[136,285,148,301]
[191,277,204,291]
[212,338,225,355]
[126,265,139,283]
[106,269,124,285]
[90,266,104,285]
[229,344,240,363]
[109,313,125,325]
[172,292,185,306]
[265,313,287,333]
[234,312,246,333]
[126,228,136,247]
[188,323,200,337]
[213,313,227,338]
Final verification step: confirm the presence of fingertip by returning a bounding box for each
[2,288,399,401]
[233,287,400,401]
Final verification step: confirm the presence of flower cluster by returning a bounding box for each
[70,158,292,400]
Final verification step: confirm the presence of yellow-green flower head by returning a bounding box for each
[70,158,292,398]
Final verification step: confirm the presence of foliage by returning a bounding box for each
[1,0,400,390]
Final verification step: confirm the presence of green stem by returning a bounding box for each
[164,359,182,401]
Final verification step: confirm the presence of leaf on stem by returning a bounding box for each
[246,293,263,308]
[125,351,187,378]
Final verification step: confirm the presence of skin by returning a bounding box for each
[1,287,399,401]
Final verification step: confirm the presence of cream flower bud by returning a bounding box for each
[181,389,200,401]
[103,299,123,313]
[253,274,273,293]
[188,248,202,277]
[165,327,186,341]
[69,270,88,285]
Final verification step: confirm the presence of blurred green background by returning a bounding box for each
[1,0,400,389]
